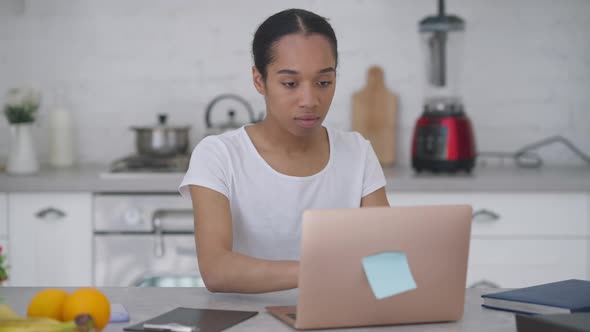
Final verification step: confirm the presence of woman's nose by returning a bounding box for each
[298,83,319,108]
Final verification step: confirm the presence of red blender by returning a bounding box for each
[411,0,476,173]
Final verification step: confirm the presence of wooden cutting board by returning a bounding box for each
[352,66,398,166]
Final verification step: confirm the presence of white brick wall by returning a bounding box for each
[1,0,589,166]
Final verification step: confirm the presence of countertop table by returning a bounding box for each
[1,163,589,193]
[0,287,518,331]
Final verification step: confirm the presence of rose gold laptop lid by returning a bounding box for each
[267,205,472,330]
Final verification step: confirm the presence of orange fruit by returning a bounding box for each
[27,288,69,320]
[62,288,111,330]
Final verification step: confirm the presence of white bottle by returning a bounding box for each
[48,89,76,167]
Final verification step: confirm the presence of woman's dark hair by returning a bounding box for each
[252,8,338,80]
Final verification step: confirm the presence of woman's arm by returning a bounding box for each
[190,185,299,293]
[360,187,390,207]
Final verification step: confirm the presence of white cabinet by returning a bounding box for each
[468,239,587,288]
[8,193,92,286]
[386,192,589,288]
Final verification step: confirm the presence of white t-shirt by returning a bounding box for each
[179,126,386,260]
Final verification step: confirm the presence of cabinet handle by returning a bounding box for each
[151,209,193,258]
[472,209,500,222]
[35,207,66,221]
[469,280,500,289]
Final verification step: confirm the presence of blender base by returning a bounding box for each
[412,158,475,174]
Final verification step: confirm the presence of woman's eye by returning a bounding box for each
[282,82,298,88]
[318,81,333,87]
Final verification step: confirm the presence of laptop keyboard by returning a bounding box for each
[287,313,297,320]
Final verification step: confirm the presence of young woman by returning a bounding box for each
[179,8,389,294]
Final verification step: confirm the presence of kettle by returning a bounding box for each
[204,94,259,136]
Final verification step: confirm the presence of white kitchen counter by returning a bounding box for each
[0,163,589,193]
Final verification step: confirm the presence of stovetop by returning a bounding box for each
[102,154,189,177]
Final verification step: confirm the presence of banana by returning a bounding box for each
[0,305,76,332]
[0,305,22,321]
[0,319,75,332]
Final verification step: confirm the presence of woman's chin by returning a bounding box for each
[290,121,324,136]
[294,117,321,129]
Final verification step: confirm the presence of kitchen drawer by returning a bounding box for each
[466,238,588,288]
[0,193,7,238]
[387,192,588,236]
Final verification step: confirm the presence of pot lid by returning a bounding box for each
[131,114,190,130]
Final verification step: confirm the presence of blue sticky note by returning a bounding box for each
[362,252,417,300]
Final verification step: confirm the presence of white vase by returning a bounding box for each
[7,123,40,175]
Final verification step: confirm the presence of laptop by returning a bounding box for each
[266,205,472,330]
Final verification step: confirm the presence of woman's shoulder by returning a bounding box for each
[196,127,245,148]
[327,127,370,150]
[191,127,248,158]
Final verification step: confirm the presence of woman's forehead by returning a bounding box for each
[269,33,336,75]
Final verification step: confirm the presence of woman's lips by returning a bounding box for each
[294,115,321,128]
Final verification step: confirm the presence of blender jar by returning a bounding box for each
[419,7,465,114]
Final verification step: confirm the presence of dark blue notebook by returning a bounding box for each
[481,279,590,315]
[515,312,590,332]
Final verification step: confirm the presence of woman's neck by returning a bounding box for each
[251,118,325,155]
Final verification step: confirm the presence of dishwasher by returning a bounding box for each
[93,193,204,287]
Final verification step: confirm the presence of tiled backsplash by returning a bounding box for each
[1,0,589,166]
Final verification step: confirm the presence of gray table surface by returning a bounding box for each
[0,287,518,331]
[1,163,589,193]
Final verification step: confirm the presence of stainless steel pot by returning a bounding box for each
[131,114,190,157]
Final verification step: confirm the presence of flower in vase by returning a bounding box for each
[3,86,42,124]
[0,245,8,284]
